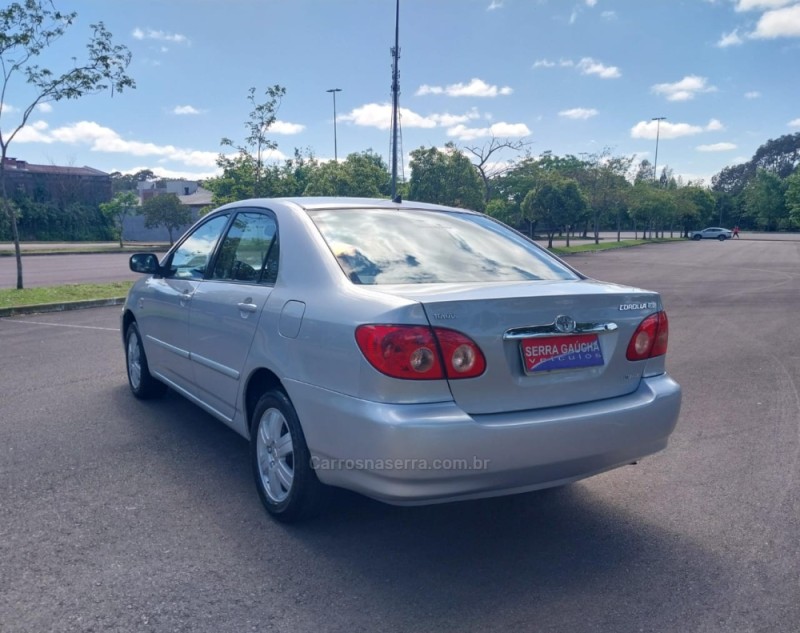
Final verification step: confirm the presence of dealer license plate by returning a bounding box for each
[520,334,604,374]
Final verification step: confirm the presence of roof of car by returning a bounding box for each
[216,197,480,215]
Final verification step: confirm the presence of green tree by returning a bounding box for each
[99,191,139,247]
[206,85,286,205]
[521,175,585,248]
[141,194,191,245]
[743,169,787,230]
[304,150,390,197]
[785,168,800,227]
[0,0,135,288]
[110,169,155,194]
[409,144,485,210]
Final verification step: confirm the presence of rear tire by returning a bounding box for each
[250,389,327,522]
[125,322,167,399]
[718,235,727,241]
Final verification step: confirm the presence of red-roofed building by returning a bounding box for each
[2,157,112,206]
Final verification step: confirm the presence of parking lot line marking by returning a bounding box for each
[0,319,118,332]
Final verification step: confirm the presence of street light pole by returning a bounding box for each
[326,88,342,162]
[652,116,666,185]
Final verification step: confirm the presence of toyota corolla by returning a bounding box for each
[122,197,681,522]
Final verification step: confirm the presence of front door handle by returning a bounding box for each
[179,290,193,307]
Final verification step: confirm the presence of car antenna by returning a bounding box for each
[389,0,402,204]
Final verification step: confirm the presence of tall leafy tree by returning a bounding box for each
[141,194,191,245]
[206,85,286,204]
[0,0,135,288]
[521,175,585,248]
[99,191,138,247]
[409,144,485,210]
[785,168,800,227]
[743,169,787,230]
[303,150,390,197]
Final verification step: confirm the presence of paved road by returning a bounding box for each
[1,239,798,632]
[3,232,799,289]
[0,253,140,288]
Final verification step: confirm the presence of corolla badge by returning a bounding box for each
[618,302,658,311]
[554,315,576,333]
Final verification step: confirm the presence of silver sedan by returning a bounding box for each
[122,197,681,522]
[689,227,733,240]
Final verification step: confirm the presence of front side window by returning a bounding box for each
[212,211,278,283]
[169,214,230,279]
[308,208,579,285]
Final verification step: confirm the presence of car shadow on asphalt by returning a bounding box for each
[116,386,734,632]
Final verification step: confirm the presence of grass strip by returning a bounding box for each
[550,238,680,255]
[0,281,134,309]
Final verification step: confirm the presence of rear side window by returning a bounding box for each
[212,212,278,283]
[307,208,578,285]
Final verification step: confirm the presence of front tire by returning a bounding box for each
[692,234,702,241]
[250,390,327,522]
[125,322,167,399]
[718,235,727,241]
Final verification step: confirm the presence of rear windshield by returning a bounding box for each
[307,208,578,285]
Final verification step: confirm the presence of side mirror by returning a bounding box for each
[129,253,161,275]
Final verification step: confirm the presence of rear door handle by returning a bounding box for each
[237,301,258,313]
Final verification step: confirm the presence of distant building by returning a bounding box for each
[1,157,112,205]
[123,179,213,242]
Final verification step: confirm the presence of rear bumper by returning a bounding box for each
[286,374,681,505]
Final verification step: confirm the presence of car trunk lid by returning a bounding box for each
[380,280,662,415]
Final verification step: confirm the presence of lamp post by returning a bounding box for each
[652,116,666,184]
[326,88,342,162]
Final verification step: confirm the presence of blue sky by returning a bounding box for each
[2,0,800,186]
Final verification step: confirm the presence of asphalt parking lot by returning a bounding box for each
[1,239,798,632]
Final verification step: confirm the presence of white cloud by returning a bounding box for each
[15,120,219,168]
[447,122,530,141]
[745,91,761,98]
[630,120,704,140]
[576,57,621,79]
[13,120,51,143]
[37,103,53,113]
[559,108,599,120]
[601,10,617,19]
[789,118,800,128]
[172,105,200,115]
[132,28,190,45]
[586,0,598,6]
[735,0,794,11]
[416,78,513,98]
[534,57,619,78]
[340,103,481,130]
[717,29,744,47]
[750,4,800,38]
[487,1,503,10]
[271,120,305,135]
[651,75,717,101]
[0,102,18,114]
[629,118,722,139]
[122,165,221,181]
[696,142,737,151]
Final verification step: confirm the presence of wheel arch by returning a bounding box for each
[122,309,137,346]
[244,367,286,434]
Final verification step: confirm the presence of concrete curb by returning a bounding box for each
[0,297,126,318]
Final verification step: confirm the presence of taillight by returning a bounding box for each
[626,311,669,361]
[355,325,486,380]
[433,327,486,378]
